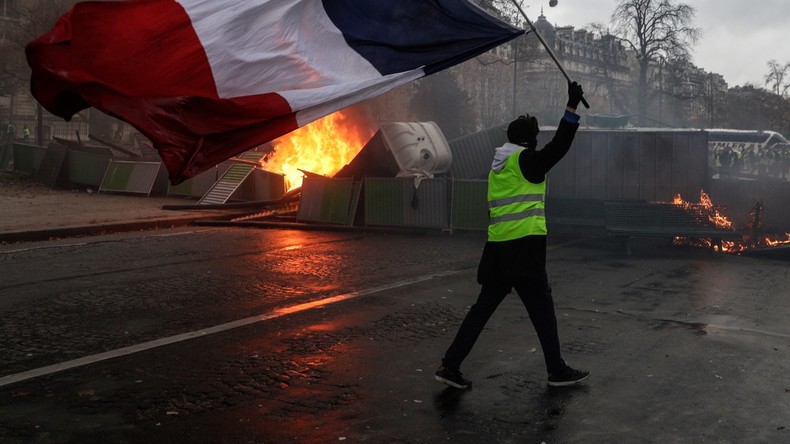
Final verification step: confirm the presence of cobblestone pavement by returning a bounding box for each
[1,228,789,443]
[0,170,238,242]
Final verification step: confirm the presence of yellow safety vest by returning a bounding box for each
[487,149,546,241]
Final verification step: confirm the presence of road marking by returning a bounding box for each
[0,270,460,388]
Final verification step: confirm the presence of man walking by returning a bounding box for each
[435,82,589,389]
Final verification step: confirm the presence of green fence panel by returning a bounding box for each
[101,161,134,190]
[297,177,355,225]
[66,149,112,186]
[364,178,406,226]
[12,143,46,174]
[364,178,448,228]
[451,180,488,230]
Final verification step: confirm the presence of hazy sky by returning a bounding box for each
[521,0,788,88]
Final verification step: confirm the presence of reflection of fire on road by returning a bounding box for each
[670,190,790,253]
[262,109,376,191]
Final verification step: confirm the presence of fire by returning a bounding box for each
[766,233,790,246]
[670,190,790,253]
[263,110,375,190]
[672,190,733,230]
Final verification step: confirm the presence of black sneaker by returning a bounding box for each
[547,365,590,387]
[434,365,472,389]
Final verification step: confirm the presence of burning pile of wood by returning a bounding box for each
[670,190,790,253]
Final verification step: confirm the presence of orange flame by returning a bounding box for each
[699,190,734,230]
[672,190,733,230]
[670,190,790,253]
[765,233,790,246]
[263,110,376,190]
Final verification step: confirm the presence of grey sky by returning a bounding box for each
[522,0,789,88]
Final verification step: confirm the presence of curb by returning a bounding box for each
[1,216,492,244]
[192,219,473,237]
[0,214,238,244]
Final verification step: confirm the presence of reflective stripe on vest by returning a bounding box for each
[488,193,544,209]
[487,149,546,241]
[489,207,545,225]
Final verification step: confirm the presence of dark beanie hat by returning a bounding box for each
[507,115,539,145]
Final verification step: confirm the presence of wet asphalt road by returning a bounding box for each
[1,227,789,443]
[0,228,482,377]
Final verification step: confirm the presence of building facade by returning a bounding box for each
[370,9,730,137]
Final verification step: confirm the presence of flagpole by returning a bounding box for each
[510,0,590,109]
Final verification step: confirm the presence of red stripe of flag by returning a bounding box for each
[27,0,296,183]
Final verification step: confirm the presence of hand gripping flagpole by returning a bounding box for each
[510,0,590,109]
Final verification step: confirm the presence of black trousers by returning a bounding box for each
[442,271,566,374]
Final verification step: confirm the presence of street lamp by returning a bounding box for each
[658,56,665,126]
[757,98,765,134]
[708,73,715,128]
[512,39,519,118]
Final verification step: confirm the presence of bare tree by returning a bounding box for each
[721,85,790,135]
[764,59,790,98]
[584,23,635,116]
[611,0,700,125]
[473,0,523,26]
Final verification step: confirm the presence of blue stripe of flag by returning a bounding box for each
[321,0,524,76]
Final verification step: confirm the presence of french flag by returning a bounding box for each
[26,0,524,183]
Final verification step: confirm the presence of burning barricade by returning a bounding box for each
[670,190,790,253]
[263,108,377,191]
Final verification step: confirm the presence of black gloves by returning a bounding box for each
[567,81,584,109]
